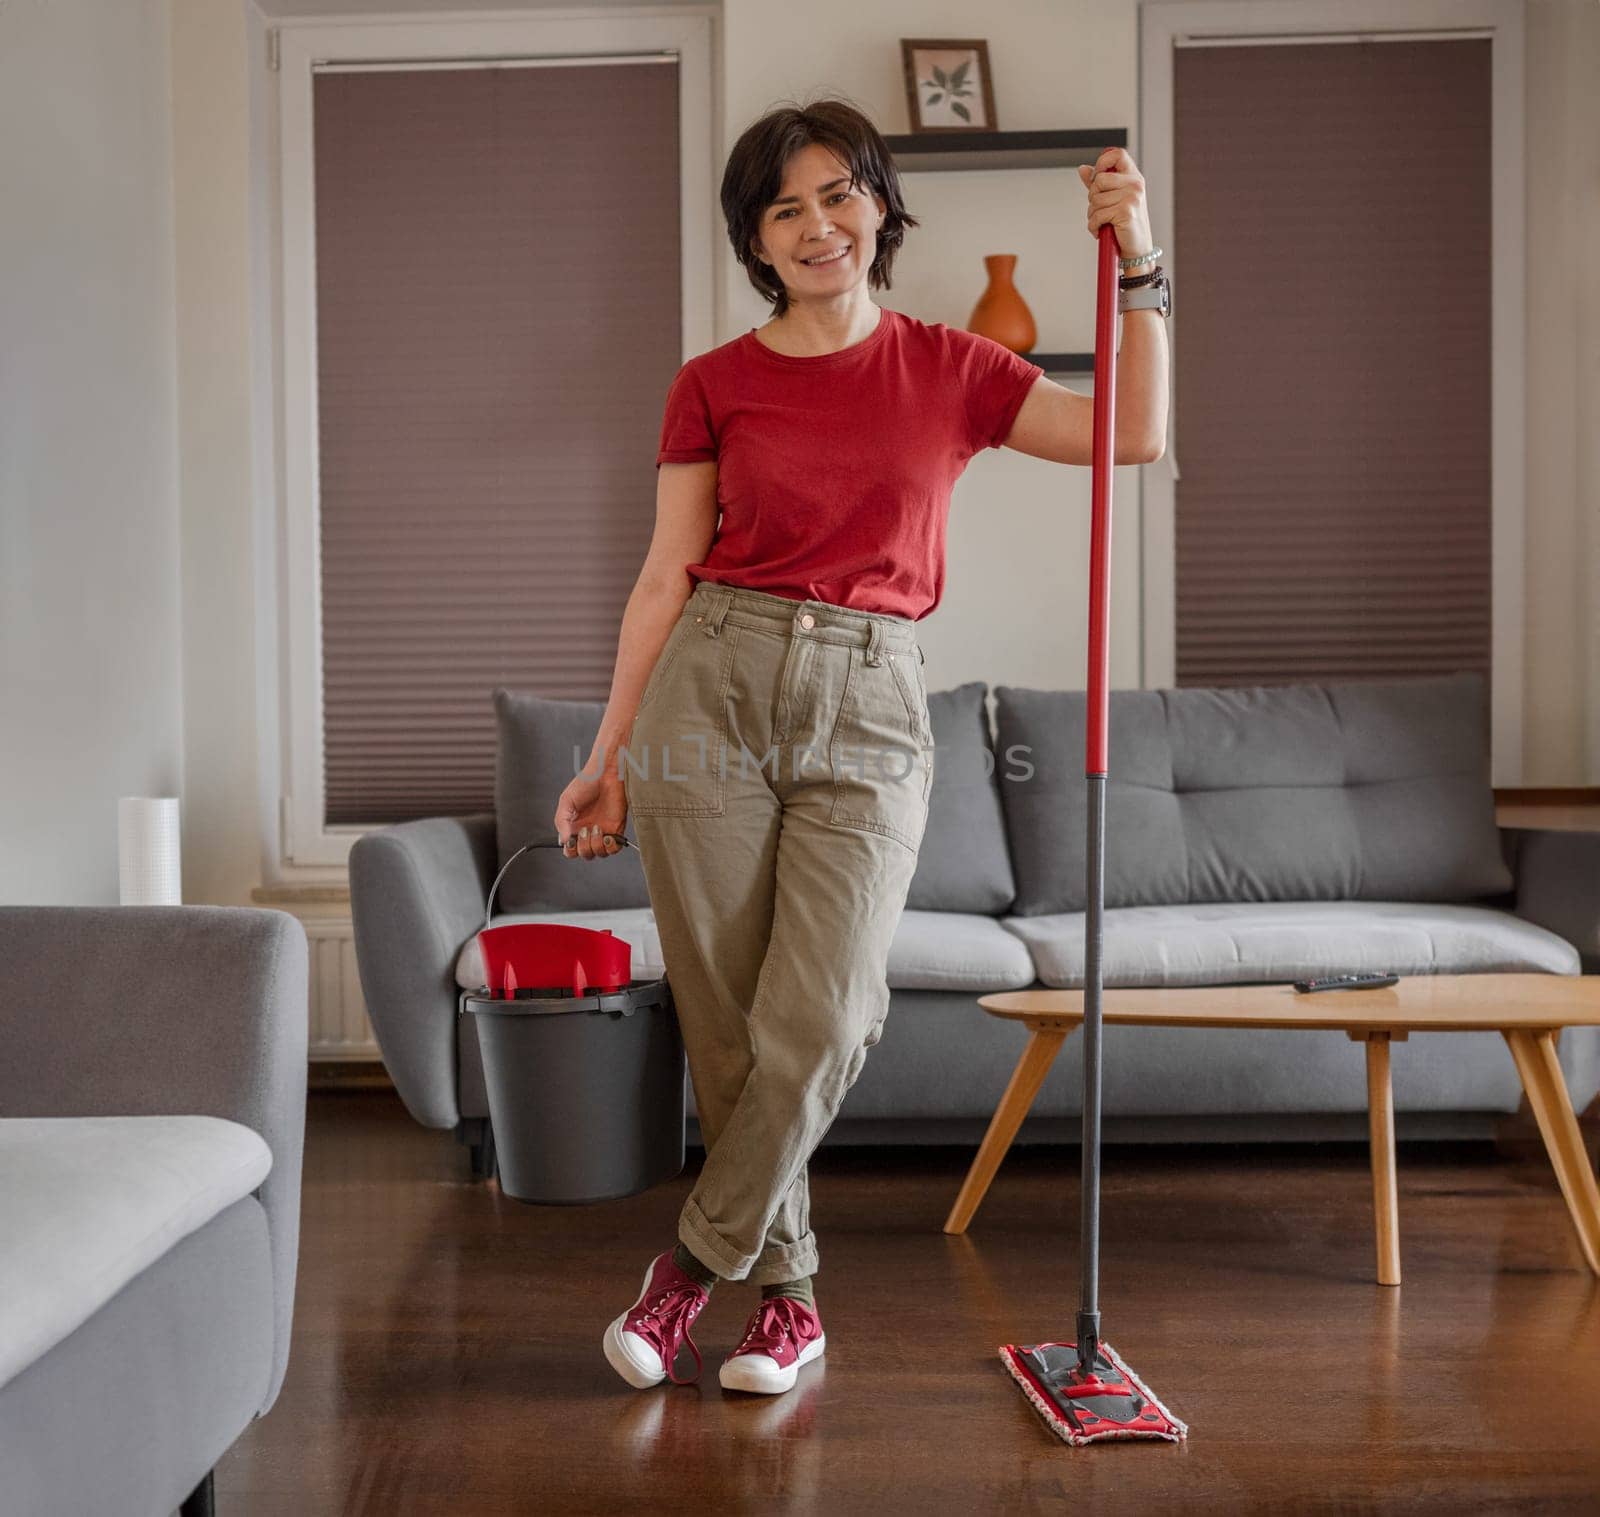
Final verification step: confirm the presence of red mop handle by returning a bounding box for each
[1086,223,1120,777]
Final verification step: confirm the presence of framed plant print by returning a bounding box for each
[901,39,998,132]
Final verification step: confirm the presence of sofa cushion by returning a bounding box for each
[0,1115,273,1393]
[1000,900,1582,988]
[456,907,1035,993]
[993,672,1513,917]
[493,687,650,912]
[907,682,1016,914]
[887,910,1036,990]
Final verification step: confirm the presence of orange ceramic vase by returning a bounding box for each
[966,254,1037,354]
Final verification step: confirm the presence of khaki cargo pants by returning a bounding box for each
[624,580,934,1285]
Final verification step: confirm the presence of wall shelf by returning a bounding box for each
[884,130,1125,373]
[884,128,1126,174]
[1025,353,1095,376]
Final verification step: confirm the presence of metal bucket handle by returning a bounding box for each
[483,833,637,932]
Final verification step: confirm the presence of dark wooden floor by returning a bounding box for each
[220,1088,1600,1515]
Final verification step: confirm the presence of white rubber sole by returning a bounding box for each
[602,1256,677,1389]
[718,1331,826,1395]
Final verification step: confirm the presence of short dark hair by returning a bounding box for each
[720,97,920,319]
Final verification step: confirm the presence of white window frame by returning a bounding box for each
[262,10,717,875]
[1138,0,1526,784]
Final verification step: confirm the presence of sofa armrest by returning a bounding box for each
[1503,826,1600,973]
[0,905,308,1415]
[348,813,497,1131]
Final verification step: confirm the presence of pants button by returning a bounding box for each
[799,613,815,630]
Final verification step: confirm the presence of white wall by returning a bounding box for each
[4,0,1591,907]
[0,0,185,905]
[172,0,264,909]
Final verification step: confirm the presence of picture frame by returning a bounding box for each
[900,38,998,133]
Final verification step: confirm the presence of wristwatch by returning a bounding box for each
[1117,266,1171,318]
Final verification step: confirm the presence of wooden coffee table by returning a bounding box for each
[944,974,1600,1284]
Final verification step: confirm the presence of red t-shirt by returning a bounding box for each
[655,306,1043,620]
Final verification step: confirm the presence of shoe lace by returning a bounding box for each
[632,1281,706,1385]
[738,1297,818,1358]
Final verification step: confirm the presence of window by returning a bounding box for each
[272,15,715,868]
[1139,1,1525,781]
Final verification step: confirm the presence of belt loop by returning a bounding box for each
[703,587,733,637]
[865,620,885,667]
[918,644,925,665]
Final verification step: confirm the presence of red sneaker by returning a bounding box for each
[719,1295,826,1394]
[603,1251,712,1388]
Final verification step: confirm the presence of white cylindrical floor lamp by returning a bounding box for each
[118,796,183,905]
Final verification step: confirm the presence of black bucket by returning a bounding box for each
[463,980,685,1203]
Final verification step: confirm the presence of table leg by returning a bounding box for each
[944,1021,1070,1235]
[1363,1032,1402,1287]
[1502,1028,1600,1275]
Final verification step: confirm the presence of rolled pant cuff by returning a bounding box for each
[746,1247,820,1287]
[679,1199,818,1284]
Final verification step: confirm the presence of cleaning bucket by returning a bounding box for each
[462,837,685,1204]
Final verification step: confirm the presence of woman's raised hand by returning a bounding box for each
[553,769,629,861]
[1077,147,1154,263]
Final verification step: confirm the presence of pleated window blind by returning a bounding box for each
[312,57,681,825]
[1171,36,1492,685]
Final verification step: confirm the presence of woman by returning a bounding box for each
[554,97,1166,1397]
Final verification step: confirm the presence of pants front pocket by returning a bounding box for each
[626,624,739,818]
[827,645,931,853]
[886,650,933,778]
[633,615,694,717]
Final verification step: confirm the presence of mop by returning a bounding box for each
[998,223,1188,1446]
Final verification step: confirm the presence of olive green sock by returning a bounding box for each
[760,1274,815,1310]
[671,1241,719,1290]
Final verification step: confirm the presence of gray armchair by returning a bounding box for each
[350,812,500,1172]
[0,906,308,1517]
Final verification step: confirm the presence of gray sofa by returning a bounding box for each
[0,907,308,1517]
[350,671,1599,1175]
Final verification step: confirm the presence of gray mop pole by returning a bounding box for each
[1075,219,1121,1382]
[1077,773,1106,1378]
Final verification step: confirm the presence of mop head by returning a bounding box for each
[1000,1340,1188,1446]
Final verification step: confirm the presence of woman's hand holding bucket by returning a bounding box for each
[553,770,629,861]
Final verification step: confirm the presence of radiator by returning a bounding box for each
[249,890,381,1062]
[304,917,378,1060]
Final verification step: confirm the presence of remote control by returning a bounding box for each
[1292,973,1399,993]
